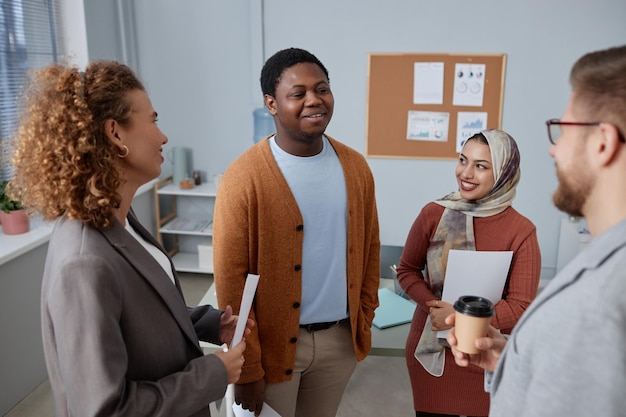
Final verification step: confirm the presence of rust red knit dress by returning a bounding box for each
[398,203,541,416]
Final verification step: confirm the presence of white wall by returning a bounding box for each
[260,0,626,279]
[82,0,140,71]
[85,0,626,279]
[60,0,88,68]
[131,0,255,185]
[0,244,49,415]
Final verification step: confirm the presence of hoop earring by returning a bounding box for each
[118,145,129,158]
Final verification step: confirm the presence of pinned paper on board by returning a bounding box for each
[456,112,488,152]
[453,63,486,107]
[407,111,450,142]
[413,62,445,105]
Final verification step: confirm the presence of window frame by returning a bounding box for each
[0,0,65,181]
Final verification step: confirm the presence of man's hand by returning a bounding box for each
[445,313,506,372]
[235,378,266,416]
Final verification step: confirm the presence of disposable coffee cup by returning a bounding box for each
[453,295,494,354]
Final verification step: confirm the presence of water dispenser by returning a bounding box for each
[253,107,275,143]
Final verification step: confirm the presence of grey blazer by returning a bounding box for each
[41,211,227,416]
[488,219,626,416]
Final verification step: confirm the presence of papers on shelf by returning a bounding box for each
[373,287,416,329]
[162,218,212,233]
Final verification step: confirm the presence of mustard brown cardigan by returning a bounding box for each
[213,135,380,384]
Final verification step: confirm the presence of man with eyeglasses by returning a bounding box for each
[446,44,626,416]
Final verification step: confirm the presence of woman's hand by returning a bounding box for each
[214,341,247,384]
[219,305,255,345]
[444,314,506,372]
[426,299,454,331]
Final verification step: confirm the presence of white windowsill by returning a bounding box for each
[0,218,54,266]
[0,179,157,267]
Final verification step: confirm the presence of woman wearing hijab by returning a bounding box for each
[396,129,541,417]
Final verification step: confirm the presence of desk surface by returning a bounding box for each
[197,278,411,357]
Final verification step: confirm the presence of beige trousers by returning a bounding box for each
[264,320,357,417]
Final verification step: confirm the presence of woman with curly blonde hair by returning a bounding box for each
[8,60,251,417]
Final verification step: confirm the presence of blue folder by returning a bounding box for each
[372,287,416,329]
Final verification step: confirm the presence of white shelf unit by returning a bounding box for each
[154,176,217,274]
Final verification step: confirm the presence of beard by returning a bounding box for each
[552,165,592,217]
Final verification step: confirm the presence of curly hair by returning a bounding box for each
[260,47,329,97]
[9,60,145,229]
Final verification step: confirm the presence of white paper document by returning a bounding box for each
[231,273,260,348]
[453,63,486,107]
[456,111,488,152]
[437,250,512,338]
[413,62,445,104]
[406,111,450,142]
[233,402,281,417]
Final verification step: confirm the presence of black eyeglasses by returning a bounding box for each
[546,119,626,144]
[545,119,601,145]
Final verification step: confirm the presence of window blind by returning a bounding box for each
[0,0,65,181]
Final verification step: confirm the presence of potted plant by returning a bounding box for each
[0,181,29,235]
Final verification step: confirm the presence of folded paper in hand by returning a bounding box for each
[436,249,512,338]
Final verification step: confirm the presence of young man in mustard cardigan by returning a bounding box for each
[213,47,380,417]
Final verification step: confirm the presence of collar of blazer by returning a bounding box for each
[99,210,203,355]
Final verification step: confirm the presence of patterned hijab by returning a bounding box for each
[415,129,521,376]
[436,129,521,217]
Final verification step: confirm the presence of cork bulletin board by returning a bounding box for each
[365,53,506,160]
